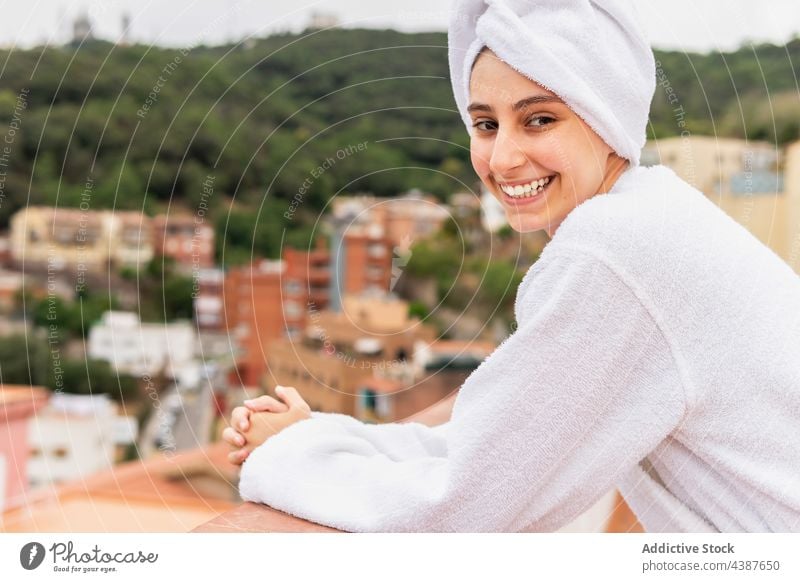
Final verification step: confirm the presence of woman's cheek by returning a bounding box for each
[470,142,492,181]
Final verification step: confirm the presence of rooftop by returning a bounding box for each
[1,442,239,532]
[0,384,50,423]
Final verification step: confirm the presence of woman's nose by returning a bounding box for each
[489,129,528,177]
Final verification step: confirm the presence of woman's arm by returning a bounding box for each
[239,248,687,532]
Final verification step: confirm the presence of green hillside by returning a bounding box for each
[0,29,797,261]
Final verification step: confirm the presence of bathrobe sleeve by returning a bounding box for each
[300,411,450,460]
[238,246,689,532]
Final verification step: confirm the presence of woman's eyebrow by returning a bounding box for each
[467,94,563,114]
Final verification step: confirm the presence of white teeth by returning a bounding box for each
[500,176,553,198]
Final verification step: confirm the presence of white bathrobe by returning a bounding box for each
[239,164,800,532]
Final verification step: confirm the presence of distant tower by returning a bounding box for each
[307,11,340,31]
[119,12,132,46]
[72,10,94,43]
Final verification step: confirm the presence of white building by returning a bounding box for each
[480,187,508,232]
[27,393,137,489]
[88,311,196,378]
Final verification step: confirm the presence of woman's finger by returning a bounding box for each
[228,450,248,465]
[275,385,311,412]
[243,394,289,413]
[231,406,252,432]
[221,427,245,448]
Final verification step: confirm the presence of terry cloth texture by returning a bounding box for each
[240,165,800,532]
[447,0,656,165]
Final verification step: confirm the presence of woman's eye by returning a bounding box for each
[527,115,555,127]
[472,120,496,131]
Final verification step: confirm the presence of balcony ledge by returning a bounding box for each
[192,393,642,533]
[192,501,339,533]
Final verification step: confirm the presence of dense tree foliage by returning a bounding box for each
[0,333,138,401]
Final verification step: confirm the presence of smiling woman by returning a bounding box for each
[467,47,630,235]
[229,0,800,533]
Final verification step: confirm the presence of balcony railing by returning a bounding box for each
[192,392,642,533]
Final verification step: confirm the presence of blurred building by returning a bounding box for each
[108,211,154,266]
[326,193,449,311]
[224,241,330,387]
[27,393,137,489]
[642,136,780,194]
[194,268,225,330]
[224,259,285,387]
[11,206,106,271]
[72,10,94,43]
[480,187,508,232]
[284,244,331,313]
[340,226,394,296]
[353,338,495,423]
[642,136,798,266]
[783,141,800,273]
[0,269,23,312]
[87,311,196,378]
[0,384,50,512]
[152,214,215,274]
[307,10,340,30]
[0,234,12,266]
[265,294,444,419]
[449,192,482,219]
[331,191,449,248]
[9,207,154,272]
[1,442,237,532]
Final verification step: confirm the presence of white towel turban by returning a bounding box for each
[448,0,656,165]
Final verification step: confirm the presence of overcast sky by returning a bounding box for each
[1,0,798,53]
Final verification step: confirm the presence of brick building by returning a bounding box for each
[223,239,331,387]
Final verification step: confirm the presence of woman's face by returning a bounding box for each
[468,49,628,236]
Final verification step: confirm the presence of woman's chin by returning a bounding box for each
[505,214,546,234]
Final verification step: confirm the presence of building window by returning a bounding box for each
[284,301,302,318]
[360,388,377,414]
[357,388,391,421]
[376,393,392,418]
[284,280,302,296]
[367,244,386,258]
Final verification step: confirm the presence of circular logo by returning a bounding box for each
[20,542,46,570]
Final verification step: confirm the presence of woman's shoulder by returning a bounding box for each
[554,164,699,240]
[545,163,730,261]
[518,164,733,309]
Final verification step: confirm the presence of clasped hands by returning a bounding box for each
[222,385,311,465]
